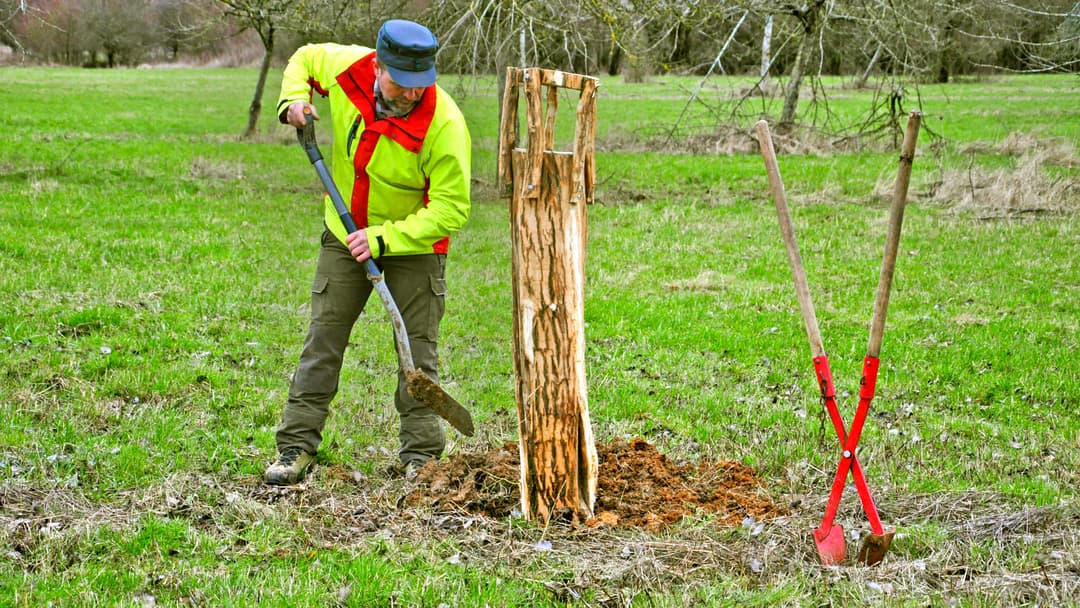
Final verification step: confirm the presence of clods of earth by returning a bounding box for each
[406,437,787,531]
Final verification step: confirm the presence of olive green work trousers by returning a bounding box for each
[275,229,448,466]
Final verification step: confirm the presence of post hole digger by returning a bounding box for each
[295,109,474,437]
[756,112,922,566]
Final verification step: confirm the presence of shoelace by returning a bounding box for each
[278,449,301,466]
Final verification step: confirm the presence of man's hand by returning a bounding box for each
[346,230,372,263]
[286,101,319,128]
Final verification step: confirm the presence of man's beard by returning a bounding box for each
[376,87,419,117]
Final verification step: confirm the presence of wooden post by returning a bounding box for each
[498,67,599,523]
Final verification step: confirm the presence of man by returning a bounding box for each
[264,19,472,485]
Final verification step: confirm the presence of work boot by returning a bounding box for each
[264,447,314,485]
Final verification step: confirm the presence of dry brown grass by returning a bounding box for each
[898,133,1080,218]
[4,464,1077,605]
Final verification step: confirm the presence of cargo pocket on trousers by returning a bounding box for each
[427,275,447,341]
[309,274,330,323]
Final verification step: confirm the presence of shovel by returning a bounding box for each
[757,111,921,565]
[295,109,474,436]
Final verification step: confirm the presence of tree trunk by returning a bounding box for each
[779,34,810,125]
[760,15,773,89]
[624,16,650,83]
[500,68,598,524]
[780,1,826,127]
[607,44,622,76]
[244,25,273,138]
[858,43,883,87]
[935,16,958,84]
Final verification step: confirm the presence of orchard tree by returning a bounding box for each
[775,0,826,126]
[217,0,386,137]
[218,0,294,137]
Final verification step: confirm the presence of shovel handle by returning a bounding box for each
[867,111,921,358]
[297,108,323,165]
[296,109,359,235]
[756,120,826,359]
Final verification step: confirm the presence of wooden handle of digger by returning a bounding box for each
[756,120,826,359]
[867,111,922,358]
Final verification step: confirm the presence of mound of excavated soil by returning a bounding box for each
[406,438,787,531]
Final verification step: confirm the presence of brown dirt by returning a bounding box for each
[405,437,787,531]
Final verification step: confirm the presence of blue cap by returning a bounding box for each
[376,20,438,88]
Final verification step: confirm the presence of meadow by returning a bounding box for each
[0,66,1077,606]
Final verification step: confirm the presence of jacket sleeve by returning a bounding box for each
[365,114,472,255]
[276,43,367,122]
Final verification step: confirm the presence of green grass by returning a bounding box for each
[2,66,1078,606]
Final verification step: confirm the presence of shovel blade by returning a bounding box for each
[407,370,475,436]
[813,523,846,566]
[856,527,895,566]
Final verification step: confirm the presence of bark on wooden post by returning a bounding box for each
[498,67,599,523]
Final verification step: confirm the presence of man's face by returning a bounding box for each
[375,61,426,115]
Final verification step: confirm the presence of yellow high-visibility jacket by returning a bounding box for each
[278,43,471,258]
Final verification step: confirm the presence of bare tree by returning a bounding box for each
[428,0,602,75]
[856,42,882,86]
[777,0,827,126]
[217,0,295,137]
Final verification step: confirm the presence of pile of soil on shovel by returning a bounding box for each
[405,438,787,531]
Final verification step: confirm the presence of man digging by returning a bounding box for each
[264,19,472,485]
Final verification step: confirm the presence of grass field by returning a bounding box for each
[1,66,1078,606]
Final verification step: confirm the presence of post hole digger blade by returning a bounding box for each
[296,110,474,437]
[756,111,921,566]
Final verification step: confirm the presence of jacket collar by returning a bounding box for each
[335,51,436,154]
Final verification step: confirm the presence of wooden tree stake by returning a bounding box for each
[498,67,599,522]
